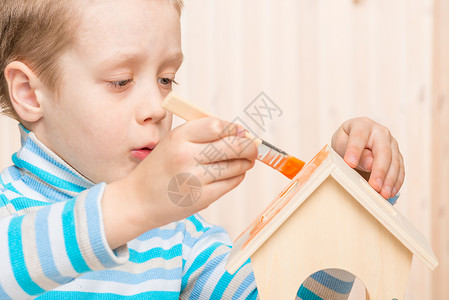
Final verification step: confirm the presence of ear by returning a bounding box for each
[4,61,46,123]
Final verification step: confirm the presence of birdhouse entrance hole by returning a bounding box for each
[295,268,398,300]
[296,268,357,300]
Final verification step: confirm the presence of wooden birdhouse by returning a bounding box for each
[226,145,438,300]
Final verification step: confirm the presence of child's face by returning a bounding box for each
[35,0,182,183]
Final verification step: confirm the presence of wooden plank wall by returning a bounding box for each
[177,1,436,299]
[0,0,444,298]
[431,0,449,299]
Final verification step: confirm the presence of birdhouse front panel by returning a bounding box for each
[250,177,413,300]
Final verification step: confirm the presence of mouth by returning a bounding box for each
[131,145,157,161]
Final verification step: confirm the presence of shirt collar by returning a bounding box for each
[12,124,95,199]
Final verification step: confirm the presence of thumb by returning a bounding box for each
[179,117,245,143]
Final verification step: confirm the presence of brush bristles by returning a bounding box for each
[277,156,306,179]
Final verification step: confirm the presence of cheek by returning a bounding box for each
[62,109,130,160]
[85,113,131,146]
[73,95,129,132]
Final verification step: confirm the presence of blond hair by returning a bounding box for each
[0,0,184,121]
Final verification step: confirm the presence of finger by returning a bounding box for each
[342,123,371,169]
[191,135,258,164]
[198,174,246,210]
[378,140,401,199]
[196,158,255,184]
[179,117,245,143]
[357,148,374,172]
[368,132,393,193]
[331,124,349,157]
[173,117,231,143]
[219,136,258,160]
[391,152,405,197]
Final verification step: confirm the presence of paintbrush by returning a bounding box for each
[162,92,305,179]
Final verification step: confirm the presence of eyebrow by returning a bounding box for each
[97,51,140,68]
[161,52,184,68]
[96,51,184,71]
[166,53,184,64]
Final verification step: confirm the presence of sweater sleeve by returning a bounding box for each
[180,215,258,299]
[0,183,129,299]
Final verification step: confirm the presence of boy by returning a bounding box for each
[0,0,404,299]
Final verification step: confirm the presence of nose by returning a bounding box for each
[136,86,167,124]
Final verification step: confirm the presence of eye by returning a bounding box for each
[108,79,134,90]
[158,77,178,89]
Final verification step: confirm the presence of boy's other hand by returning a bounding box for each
[331,117,404,200]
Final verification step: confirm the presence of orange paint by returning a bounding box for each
[240,145,330,249]
[277,156,306,179]
[235,177,297,242]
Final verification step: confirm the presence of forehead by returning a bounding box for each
[72,0,181,64]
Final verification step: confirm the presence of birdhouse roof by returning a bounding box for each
[226,145,438,274]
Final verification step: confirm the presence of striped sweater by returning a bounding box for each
[0,125,354,299]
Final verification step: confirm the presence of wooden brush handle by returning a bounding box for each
[162,92,211,121]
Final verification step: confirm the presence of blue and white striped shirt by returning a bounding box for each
[0,125,354,299]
